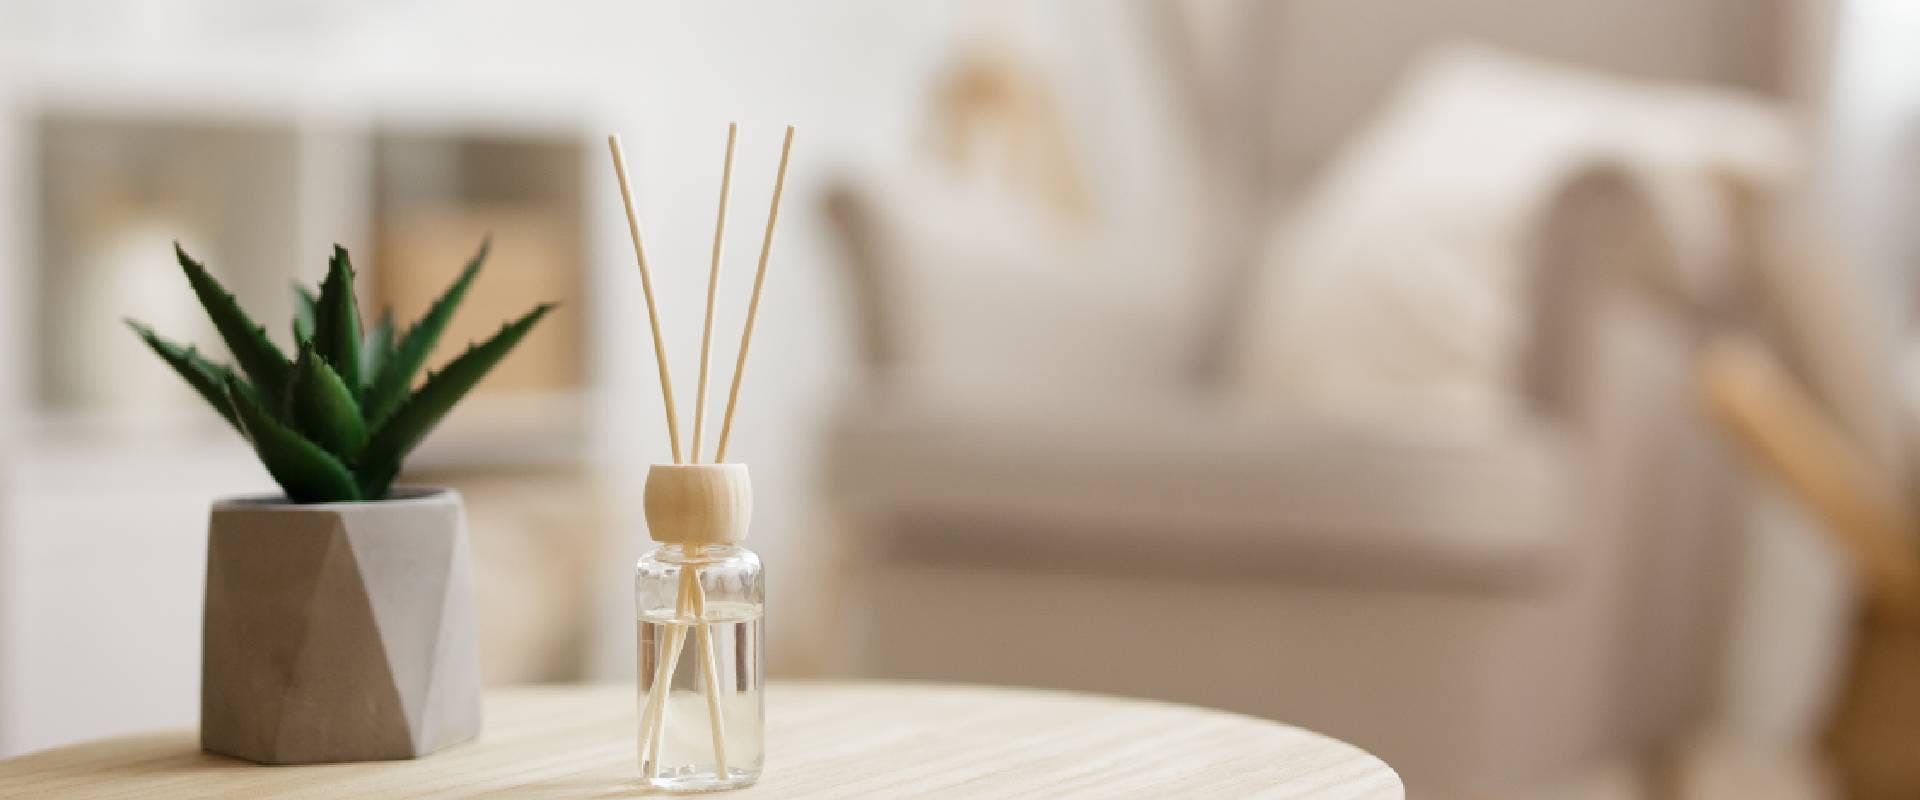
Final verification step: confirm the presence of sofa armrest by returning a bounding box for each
[827,397,1575,595]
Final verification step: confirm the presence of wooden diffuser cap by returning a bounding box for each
[644,464,752,545]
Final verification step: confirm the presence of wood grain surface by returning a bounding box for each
[0,682,1402,799]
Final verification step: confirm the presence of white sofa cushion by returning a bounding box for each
[1236,44,1796,433]
[842,168,1200,402]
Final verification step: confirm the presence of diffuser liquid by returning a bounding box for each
[637,600,764,791]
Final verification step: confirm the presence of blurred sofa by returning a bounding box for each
[826,170,1757,799]
[819,9,1806,796]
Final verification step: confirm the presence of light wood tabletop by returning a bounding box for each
[0,682,1402,799]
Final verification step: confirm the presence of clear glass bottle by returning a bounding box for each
[636,465,765,791]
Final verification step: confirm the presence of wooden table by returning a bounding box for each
[0,682,1402,798]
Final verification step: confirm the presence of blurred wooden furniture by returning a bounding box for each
[1698,335,1920,800]
[1825,615,1920,800]
[0,683,1403,799]
[1697,336,1918,614]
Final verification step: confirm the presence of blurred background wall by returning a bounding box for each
[0,0,941,751]
[4,2,1920,799]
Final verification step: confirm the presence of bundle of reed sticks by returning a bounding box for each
[608,122,795,777]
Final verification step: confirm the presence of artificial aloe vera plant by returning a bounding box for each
[127,241,553,503]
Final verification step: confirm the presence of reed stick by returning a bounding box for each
[688,559,731,775]
[638,631,683,771]
[645,562,732,773]
[639,567,696,771]
[608,134,685,464]
[692,124,739,463]
[714,126,796,463]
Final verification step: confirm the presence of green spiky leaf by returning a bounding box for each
[176,243,291,406]
[227,375,361,503]
[360,309,394,388]
[287,343,369,462]
[292,284,317,345]
[357,302,553,499]
[361,237,489,427]
[312,246,362,395]
[125,319,240,432]
[136,237,550,505]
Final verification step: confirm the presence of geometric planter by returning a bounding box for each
[200,488,482,763]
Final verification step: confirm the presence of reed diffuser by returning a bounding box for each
[608,123,794,792]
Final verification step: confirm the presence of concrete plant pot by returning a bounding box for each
[200,487,482,764]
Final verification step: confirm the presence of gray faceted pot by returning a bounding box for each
[200,487,482,763]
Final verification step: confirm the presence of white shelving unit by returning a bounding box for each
[0,56,606,757]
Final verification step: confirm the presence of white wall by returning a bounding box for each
[1818,0,1920,329]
